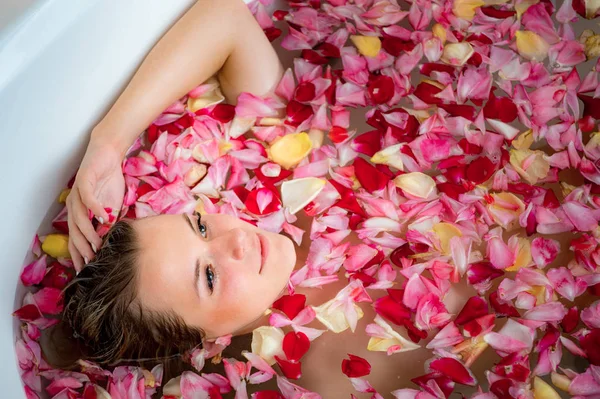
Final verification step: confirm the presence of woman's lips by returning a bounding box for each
[257,233,269,274]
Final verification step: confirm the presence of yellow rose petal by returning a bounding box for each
[350,35,382,58]
[184,164,208,187]
[393,172,438,199]
[515,31,550,61]
[516,0,539,19]
[551,372,571,392]
[432,24,447,44]
[510,149,550,184]
[218,140,233,156]
[488,192,526,231]
[441,42,475,66]
[452,0,485,20]
[512,129,534,150]
[584,32,600,59]
[533,377,561,399]
[505,237,533,272]
[367,315,420,353]
[529,285,548,305]
[371,144,405,170]
[432,222,463,255]
[267,132,313,170]
[58,188,71,204]
[42,234,70,258]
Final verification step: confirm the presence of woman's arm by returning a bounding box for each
[92,0,284,157]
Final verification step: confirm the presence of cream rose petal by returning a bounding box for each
[267,132,313,170]
[441,42,475,66]
[394,172,438,199]
[251,326,285,366]
[367,315,420,353]
[187,77,225,112]
[281,177,326,214]
[313,298,364,333]
[350,35,382,58]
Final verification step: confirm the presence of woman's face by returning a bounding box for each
[131,212,296,339]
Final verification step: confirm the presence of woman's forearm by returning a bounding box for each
[91,0,247,157]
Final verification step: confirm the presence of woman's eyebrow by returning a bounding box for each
[183,213,201,298]
[183,213,196,234]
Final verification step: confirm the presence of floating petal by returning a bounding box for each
[281,177,326,214]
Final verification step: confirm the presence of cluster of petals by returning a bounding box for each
[13,0,600,397]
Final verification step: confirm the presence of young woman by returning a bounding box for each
[59,0,474,397]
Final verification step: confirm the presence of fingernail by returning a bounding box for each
[84,256,89,264]
[92,243,97,253]
[98,217,104,224]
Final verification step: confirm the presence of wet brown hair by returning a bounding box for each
[59,219,206,367]
[43,218,253,392]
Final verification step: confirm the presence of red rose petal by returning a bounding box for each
[483,92,518,123]
[352,130,382,157]
[367,74,395,105]
[465,156,496,184]
[373,292,411,326]
[390,243,415,267]
[561,307,579,333]
[430,358,477,386]
[341,354,371,378]
[13,304,42,322]
[41,261,74,290]
[580,328,600,366]
[480,6,516,18]
[272,294,307,320]
[353,157,390,193]
[211,104,236,123]
[274,356,302,380]
[489,291,521,318]
[295,82,316,102]
[455,296,489,325]
[578,94,600,119]
[467,262,504,286]
[283,331,310,362]
[413,81,443,105]
[286,100,313,127]
[301,49,329,65]
[244,187,282,216]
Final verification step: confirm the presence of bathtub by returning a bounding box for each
[0,1,200,396]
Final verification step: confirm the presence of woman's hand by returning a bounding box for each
[66,133,125,272]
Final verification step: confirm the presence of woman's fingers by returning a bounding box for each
[66,188,101,272]
[70,187,103,251]
[78,178,110,223]
[68,236,84,273]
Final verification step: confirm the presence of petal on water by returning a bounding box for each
[350,35,382,58]
[281,177,326,214]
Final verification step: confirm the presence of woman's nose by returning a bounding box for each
[225,227,249,261]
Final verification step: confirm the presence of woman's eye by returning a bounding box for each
[206,265,214,293]
[195,213,208,238]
